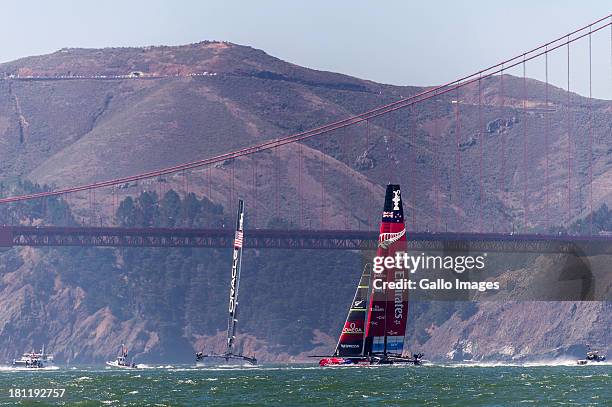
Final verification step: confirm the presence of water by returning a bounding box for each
[0,363,608,406]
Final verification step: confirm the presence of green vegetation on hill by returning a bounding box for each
[0,183,362,359]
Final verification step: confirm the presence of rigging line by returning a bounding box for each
[2,21,611,205]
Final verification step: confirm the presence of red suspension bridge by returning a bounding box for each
[0,15,611,251]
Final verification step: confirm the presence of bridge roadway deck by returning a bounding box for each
[0,226,610,254]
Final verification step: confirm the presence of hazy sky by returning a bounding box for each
[1,1,610,98]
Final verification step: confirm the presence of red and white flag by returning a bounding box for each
[234,231,244,248]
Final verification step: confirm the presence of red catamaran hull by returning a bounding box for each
[319,356,423,366]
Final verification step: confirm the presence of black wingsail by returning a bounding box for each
[226,199,245,355]
[196,199,256,365]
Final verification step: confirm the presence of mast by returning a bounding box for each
[226,199,245,355]
[364,184,409,356]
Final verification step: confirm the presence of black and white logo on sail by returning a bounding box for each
[378,228,406,249]
[392,189,401,210]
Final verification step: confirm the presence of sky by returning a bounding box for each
[1,0,610,98]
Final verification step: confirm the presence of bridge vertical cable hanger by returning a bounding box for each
[454,88,462,231]
[366,119,373,228]
[566,35,572,225]
[252,159,257,228]
[208,166,212,204]
[298,142,303,228]
[588,26,593,236]
[112,187,117,225]
[64,193,69,225]
[275,146,280,221]
[410,106,417,230]
[181,170,187,225]
[499,65,506,231]
[478,76,484,233]
[522,56,528,230]
[89,189,93,226]
[343,129,349,230]
[156,176,161,203]
[433,98,440,232]
[544,48,550,230]
[387,115,394,185]
[320,145,326,229]
[230,160,234,216]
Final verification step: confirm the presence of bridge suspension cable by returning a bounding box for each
[0,14,610,205]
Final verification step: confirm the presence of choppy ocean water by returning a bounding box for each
[0,363,608,406]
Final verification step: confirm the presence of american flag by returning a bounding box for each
[234,231,244,248]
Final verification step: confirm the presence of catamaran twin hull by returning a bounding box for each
[319,185,424,367]
[319,354,424,367]
[196,353,257,366]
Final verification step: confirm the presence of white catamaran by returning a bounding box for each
[196,199,257,366]
[319,184,424,366]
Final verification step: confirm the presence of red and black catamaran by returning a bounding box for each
[196,199,257,365]
[319,185,423,366]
